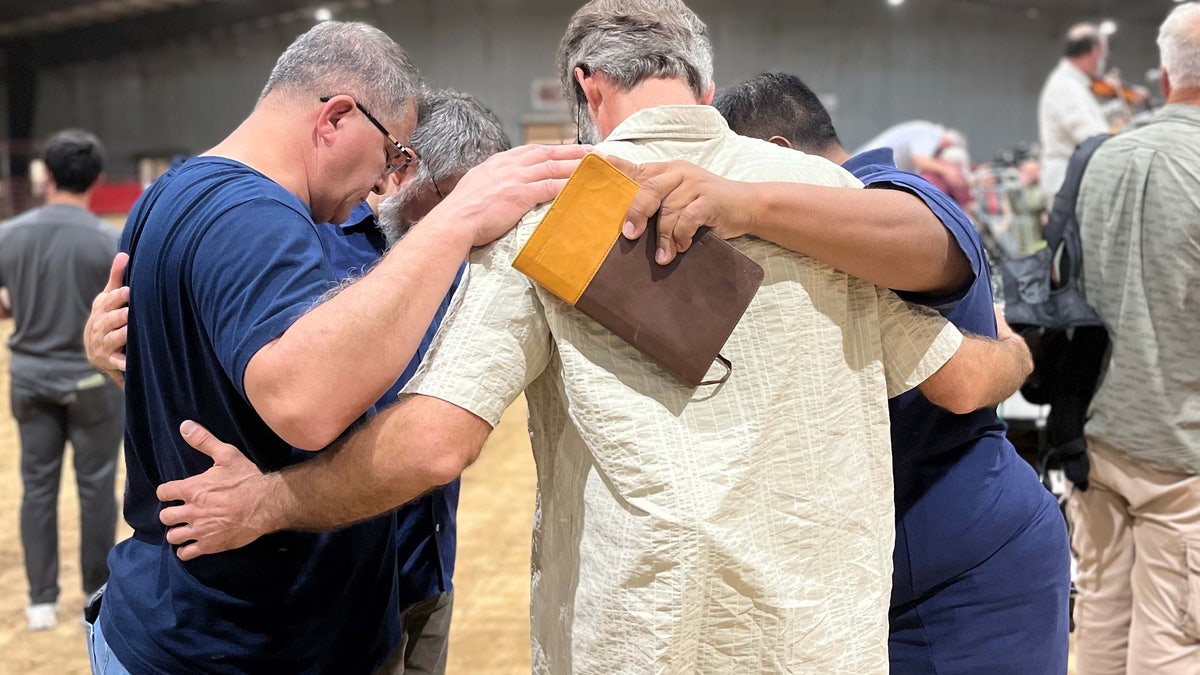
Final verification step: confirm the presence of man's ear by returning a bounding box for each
[575,66,601,113]
[767,135,794,150]
[1160,67,1173,101]
[700,82,716,105]
[316,95,356,145]
[394,167,418,192]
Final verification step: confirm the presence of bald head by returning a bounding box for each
[1064,22,1108,77]
[1159,2,1200,93]
[1065,23,1104,57]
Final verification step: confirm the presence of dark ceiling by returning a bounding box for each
[0,0,1184,67]
[0,0,347,66]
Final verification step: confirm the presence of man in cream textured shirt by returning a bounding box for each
[1038,23,1112,197]
[155,1,1033,671]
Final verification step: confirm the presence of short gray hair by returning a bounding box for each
[411,89,512,186]
[377,90,511,243]
[557,0,714,119]
[261,21,422,118]
[1159,2,1200,90]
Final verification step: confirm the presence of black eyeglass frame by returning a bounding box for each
[319,95,417,176]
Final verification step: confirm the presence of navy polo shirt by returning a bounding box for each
[314,201,464,609]
[843,149,1049,604]
[101,158,399,674]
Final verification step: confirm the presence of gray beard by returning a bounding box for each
[377,182,423,247]
[575,106,602,145]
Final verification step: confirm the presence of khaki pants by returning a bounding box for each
[377,591,453,675]
[1067,440,1200,674]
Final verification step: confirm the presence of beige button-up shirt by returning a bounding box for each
[405,105,963,674]
[1038,59,1110,197]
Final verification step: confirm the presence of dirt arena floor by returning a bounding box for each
[0,321,536,674]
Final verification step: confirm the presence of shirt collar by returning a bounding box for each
[604,105,731,143]
[842,147,897,174]
[1155,102,1200,128]
[340,200,377,231]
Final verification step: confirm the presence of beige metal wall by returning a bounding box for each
[33,0,1163,176]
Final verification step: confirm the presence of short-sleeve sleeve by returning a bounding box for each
[190,199,336,397]
[401,218,553,427]
[865,177,985,314]
[876,286,963,398]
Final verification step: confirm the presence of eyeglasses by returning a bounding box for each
[320,95,417,176]
[431,177,446,201]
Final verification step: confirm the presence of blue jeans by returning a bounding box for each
[85,615,132,675]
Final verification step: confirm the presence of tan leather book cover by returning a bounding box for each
[513,153,763,387]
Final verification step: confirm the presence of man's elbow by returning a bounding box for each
[919,370,991,415]
[263,403,348,451]
[926,387,987,415]
[424,449,474,488]
[420,437,483,488]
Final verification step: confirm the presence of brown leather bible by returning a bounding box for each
[513,154,764,387]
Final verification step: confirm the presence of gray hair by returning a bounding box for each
[411,89,512,186]
[377,90,512,243]
[557,0,714,136]
[260,21,422,118]
[1159,2,1200,90]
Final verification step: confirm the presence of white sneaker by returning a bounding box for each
[25,603,57,631]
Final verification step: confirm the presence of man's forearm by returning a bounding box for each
[245,217,473,449]
[970,329,1033,408]
[920,331,1032,414]
[747,183,972,295]
[258,395,490,532]
[245,142,590,450]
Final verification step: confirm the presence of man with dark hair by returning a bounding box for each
[1038,22,1111,196]
[1065,28,1103,59]
[715,72,840,154]
[711,71,1069,674]
[0,129,123,633]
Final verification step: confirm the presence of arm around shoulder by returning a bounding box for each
[156,394,492,560]
[266,393,492,531]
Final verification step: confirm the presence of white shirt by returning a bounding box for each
[855,120,945,173]
[1038,59,1110,197]
[405,105,963,674]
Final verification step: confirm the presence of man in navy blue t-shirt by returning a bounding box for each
[87,21,587,674]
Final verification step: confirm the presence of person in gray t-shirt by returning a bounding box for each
[0,129,123,632]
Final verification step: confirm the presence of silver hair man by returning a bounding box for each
[378,89,512,243]
[556,0,714,142]
[1159,2,1200,89]
[260,20,422,118]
